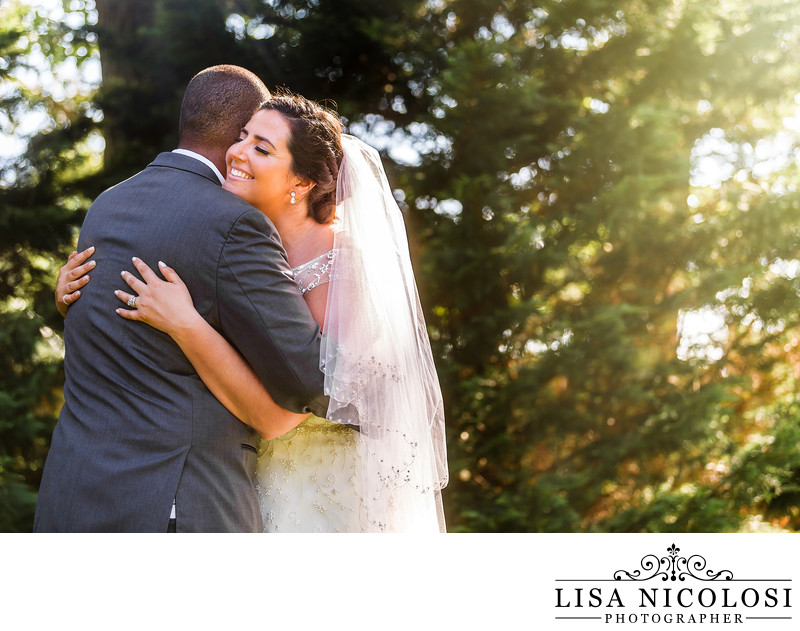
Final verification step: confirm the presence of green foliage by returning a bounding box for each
[398,0,800,532]
[3,0,800,532]
[0,0,101,531]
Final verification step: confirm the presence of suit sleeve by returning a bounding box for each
[216,209,329,417]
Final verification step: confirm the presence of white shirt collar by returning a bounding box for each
[172,149,225,185]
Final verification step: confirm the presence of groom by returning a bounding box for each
[34,65,328,532]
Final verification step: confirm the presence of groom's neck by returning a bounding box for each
[177,142,227,178]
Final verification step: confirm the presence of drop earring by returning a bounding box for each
[290,191,296,205]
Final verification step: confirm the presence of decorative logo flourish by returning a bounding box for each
[613,544,734,582]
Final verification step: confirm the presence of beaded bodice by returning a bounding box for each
[292,249,335,296]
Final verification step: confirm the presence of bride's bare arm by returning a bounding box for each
[115,257,310,440]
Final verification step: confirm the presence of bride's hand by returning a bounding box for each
[55,246,96,317]
[115,257,203,337]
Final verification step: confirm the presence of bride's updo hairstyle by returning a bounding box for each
[258,92,343,224]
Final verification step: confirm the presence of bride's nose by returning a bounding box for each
[227,141,247,163]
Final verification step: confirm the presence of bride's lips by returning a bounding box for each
[228,166,254,181]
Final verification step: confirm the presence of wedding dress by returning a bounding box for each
[256,413,364,532]
[255,136,448,533]
[256,251,365,532]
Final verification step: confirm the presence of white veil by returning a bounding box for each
[321,134,449,532]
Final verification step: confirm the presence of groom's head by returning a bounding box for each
[178,65,270,173]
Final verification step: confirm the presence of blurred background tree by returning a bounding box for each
[0,1,99,530]
[2,0,800,532]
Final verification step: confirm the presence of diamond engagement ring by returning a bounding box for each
[127,296,137,308]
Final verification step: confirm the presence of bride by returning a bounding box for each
[58,93,448,532]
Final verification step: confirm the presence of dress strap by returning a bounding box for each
[292,249,336,296]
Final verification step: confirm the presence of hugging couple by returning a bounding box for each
[34,64,448,533]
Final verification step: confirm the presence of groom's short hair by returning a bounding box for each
[179,65,270,153]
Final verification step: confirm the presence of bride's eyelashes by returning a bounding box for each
[230,137,270,156]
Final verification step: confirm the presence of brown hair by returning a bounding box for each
[259,91,343,224]
[179,65,270,155]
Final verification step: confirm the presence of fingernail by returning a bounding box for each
[121,271,127,277]
[132,256,138,263]
[87,246,95,253]
[115,308,120,314]
[88,260,96,268]
[158,261,166,268]
[114,290,119,296]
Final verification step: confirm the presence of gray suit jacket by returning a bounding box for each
[34,152,328,532]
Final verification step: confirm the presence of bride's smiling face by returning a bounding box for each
[223,108,299,217]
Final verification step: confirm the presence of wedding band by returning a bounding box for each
[127,296,137,308]
[62,296,68,305]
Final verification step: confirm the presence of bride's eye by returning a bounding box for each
[256,146,270,156]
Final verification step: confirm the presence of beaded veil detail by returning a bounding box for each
[320,135,448,532]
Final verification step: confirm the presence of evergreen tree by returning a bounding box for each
[399,0,800,531]
[0,0,99,530]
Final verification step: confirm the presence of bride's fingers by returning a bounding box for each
[59,247,95,288]
[67,259,96,284]
[64,274,92,295]
[120,269,146,294]
[65,246,95,271]
[113,290,143,321]
[156,261,185,286]
[56,247,96,317]
[115,302,143,321]
[114,289,135,306]
[131,256,160,284]
[62,290,82,305]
